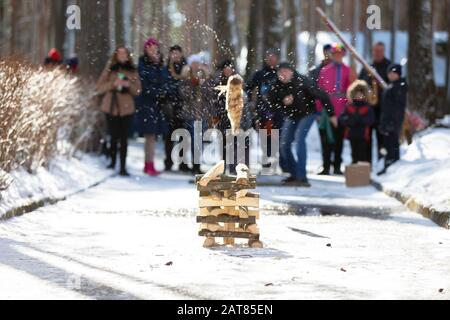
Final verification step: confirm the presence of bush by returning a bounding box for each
[0,59,105,188]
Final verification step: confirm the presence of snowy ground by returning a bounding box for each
[1,137,449,300]
[0,154,112,219]
[374,128,450,214]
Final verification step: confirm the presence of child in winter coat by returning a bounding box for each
[378,64,408,175]
[339,80,376,164]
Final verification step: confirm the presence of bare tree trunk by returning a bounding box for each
[390,0,399,61]
[115,0,125,46]
[10,0,18,56]
[445,0,450,107]
[351,0,360,69]
[76,0,110,79]
[263,0,283,54]
[307,0,317,69]
[51,0,67,54]
[245,0,261,76]
[285,0,299,66]
[213,0,235,64]
[407,0,436,119]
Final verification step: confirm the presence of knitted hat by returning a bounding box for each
[388,63,402,77]
[144,37,160,49]
[48,48,62,62]
[323,44,332,51]
[331,43,346,55]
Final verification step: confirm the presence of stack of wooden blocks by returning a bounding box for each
[196,161,263,248]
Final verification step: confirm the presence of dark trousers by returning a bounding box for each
[107,115,132,171]
[350,138,370,164]
[366,107,383,164]
[366,126,384,164]
[319,125,344,172]
[164,115,185,170]
[383,131,400,168]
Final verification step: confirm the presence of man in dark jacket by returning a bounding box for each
[165,45,188,172]
[359,42,391,164]
[378,64,408,175]
[269,63,335,187]
[246,49,283,170]
[308,44,332,83]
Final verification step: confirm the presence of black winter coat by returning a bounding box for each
[268,73,334,120]
[339,101,376,141]
[380,78,408,135]
[359,58,392,121]
[246,64,279,122]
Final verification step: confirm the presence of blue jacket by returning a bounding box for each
[135,56,170,110]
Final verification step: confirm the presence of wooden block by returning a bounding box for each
[196,215,256,224]
[198,161,224,187]
[234,189,248,199]
[196,174,256,184]
[199,230,260,240]
[247,210,260,219]
[245,224,260,234]
[199,207,225,217]
[200,223,222,232]
[197,180,256,193]
[224,222,235,245]
[199,193,259,208]
[203,237,217,248]
[248,240,263,248]
[239,208,249,219]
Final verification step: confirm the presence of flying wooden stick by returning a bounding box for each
[316,7,388,89]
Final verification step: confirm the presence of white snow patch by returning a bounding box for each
[0,154,111,218]
[374,128,450,213]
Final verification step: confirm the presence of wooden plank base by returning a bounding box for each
[199,230,260,240]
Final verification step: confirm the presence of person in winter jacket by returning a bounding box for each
[308,44,333,84]
[164,45,188,172]
[358,42,392,164]
[339,80,375,164]
[135,38,169,176]
[96,46,142,176]
[177,54,213,174]
[317,43,357,175]
[270,62,335,187]
[378,64,408,175]
[246,49,283,170]
[359,42,392,163]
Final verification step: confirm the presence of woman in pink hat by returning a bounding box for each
[135,38,170,176]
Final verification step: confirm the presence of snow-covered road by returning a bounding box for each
[0,143,449,300]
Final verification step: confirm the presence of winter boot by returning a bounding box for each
[145,162,161,176]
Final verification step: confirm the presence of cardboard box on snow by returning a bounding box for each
[345,162,371,187]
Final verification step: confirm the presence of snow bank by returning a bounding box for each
[0,154,111,219]
[374,128,450,214]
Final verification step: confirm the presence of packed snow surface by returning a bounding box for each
[0,141,449,300]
